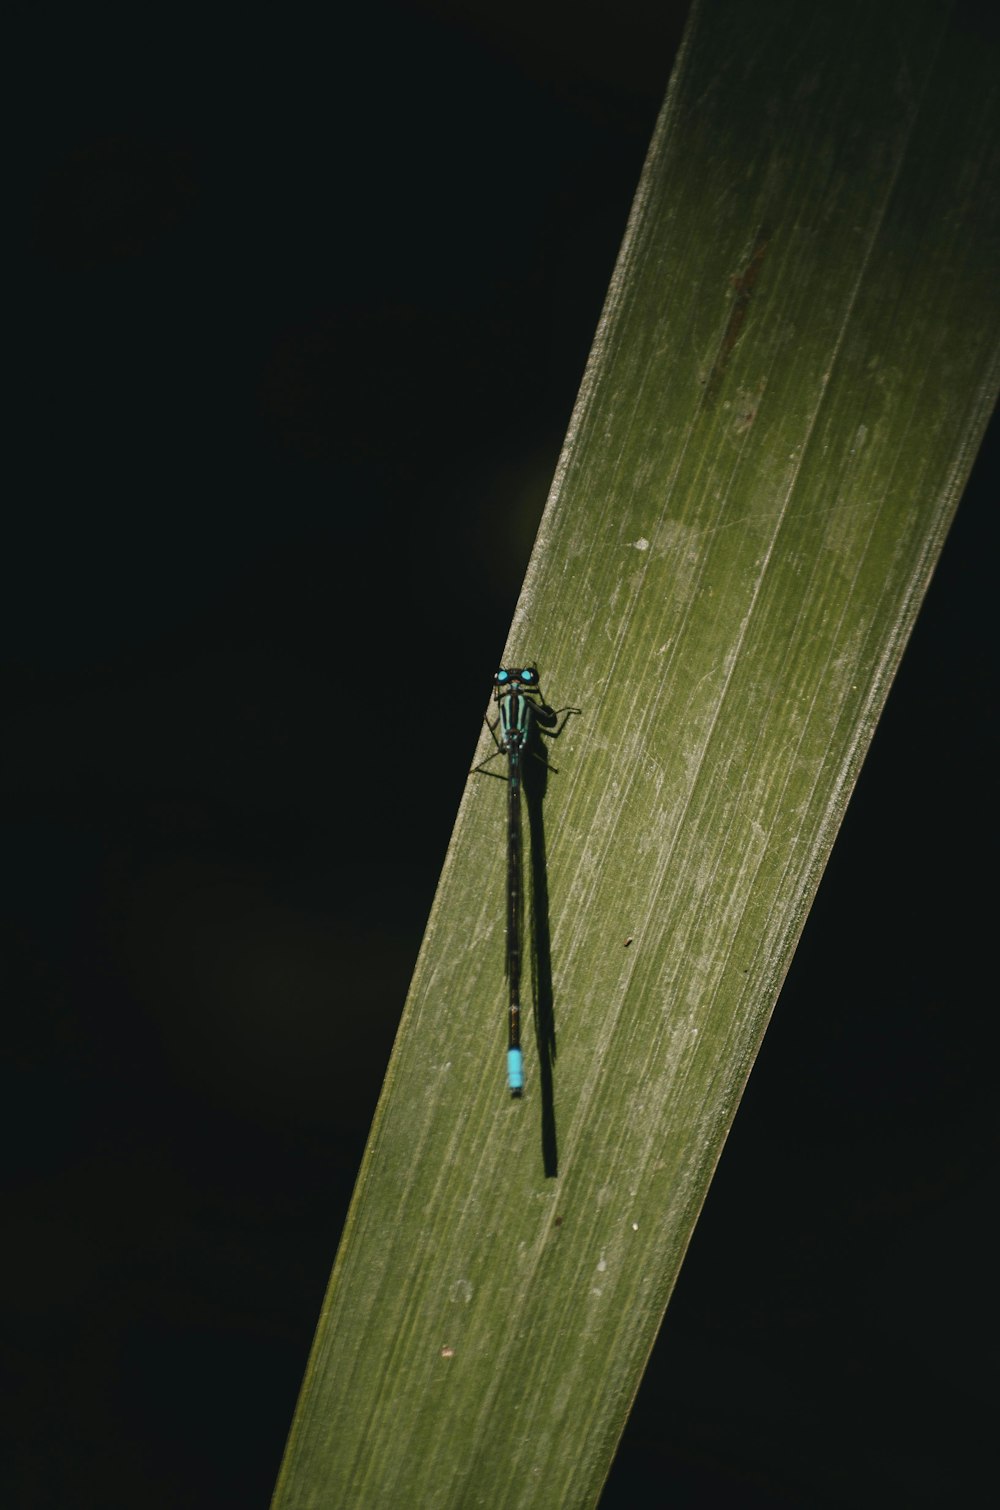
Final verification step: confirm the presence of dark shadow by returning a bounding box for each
[523,696,579,1178]
[522,743,559,1176]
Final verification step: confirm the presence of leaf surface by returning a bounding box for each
[273,3,999,1505]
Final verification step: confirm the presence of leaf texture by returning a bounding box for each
[273,3,999,1505]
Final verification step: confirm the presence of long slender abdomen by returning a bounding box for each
[506,744,523,1094]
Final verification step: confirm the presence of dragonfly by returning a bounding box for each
[472,666,578,1096]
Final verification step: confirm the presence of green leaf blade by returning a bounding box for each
[273,2,998,1505]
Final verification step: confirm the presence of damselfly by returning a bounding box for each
[472,666,578,1096]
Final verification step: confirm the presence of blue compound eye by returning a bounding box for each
[521,668,535,682]
[496,669,509,683]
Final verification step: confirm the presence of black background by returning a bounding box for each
[7,2,995,1505]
